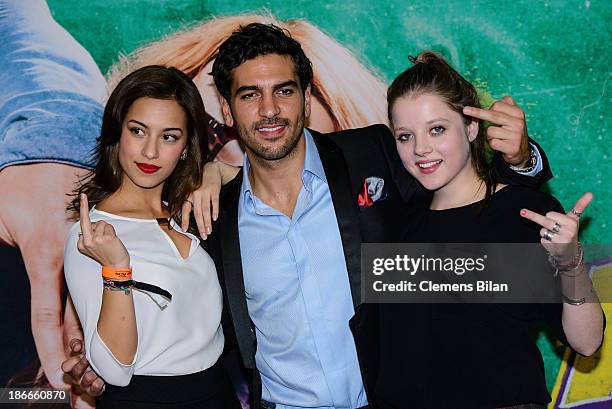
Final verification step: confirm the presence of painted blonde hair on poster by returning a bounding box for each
[107,13,388,131]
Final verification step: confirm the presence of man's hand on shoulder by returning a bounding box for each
[62,339,106,398]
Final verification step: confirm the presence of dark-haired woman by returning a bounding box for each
[63,66,241,409]
[372,52,604,409]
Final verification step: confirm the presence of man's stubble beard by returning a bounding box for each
[237,113,306,167]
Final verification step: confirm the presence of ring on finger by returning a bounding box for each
[542,230,554,241]
[570,208,583,218]
[551,222,561,234]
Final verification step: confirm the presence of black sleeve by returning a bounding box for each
[220,291,238,356]
[491,138,553,188]
[205,228,238,357]
[370,124,420,203]
[370,125,433,237]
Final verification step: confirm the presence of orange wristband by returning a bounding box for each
[102,266,132,281]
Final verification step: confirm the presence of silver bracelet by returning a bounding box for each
[550,243,584,278]
[509,147,538,173]
[562,294,586,305]
[562,286,596,306]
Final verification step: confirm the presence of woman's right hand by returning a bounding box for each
[520,192,593,267]
[181,161,240,239]
[77,194,130,268]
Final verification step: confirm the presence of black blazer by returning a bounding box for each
[206,124,552,409]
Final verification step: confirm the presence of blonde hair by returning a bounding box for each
[107,13,388,130]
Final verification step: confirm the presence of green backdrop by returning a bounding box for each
[45,0,611,398]
[48,0,611,244]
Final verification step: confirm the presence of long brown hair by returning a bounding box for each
[387,51,495,202]
[68,66,207,227]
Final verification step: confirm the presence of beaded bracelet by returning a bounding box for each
[103,278,134,295]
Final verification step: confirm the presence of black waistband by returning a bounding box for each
[99,359,225,404]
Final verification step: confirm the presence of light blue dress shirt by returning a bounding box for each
[238,130,367,409]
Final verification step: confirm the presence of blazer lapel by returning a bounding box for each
[217,170,257,368]
[312,131,363,308]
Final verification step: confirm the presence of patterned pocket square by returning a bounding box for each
[358,176,386,208]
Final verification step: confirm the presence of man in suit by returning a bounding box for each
[205,23,548,409]
[62,22,549,409]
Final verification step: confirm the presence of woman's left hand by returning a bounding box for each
[520,192,593,265]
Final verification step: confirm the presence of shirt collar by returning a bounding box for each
[303,129,327,184]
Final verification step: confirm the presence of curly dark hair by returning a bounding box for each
[212,22,313,102]
[387,51,495,202]
[68,65,207,227]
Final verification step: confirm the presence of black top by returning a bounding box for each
[375,186,567,409]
